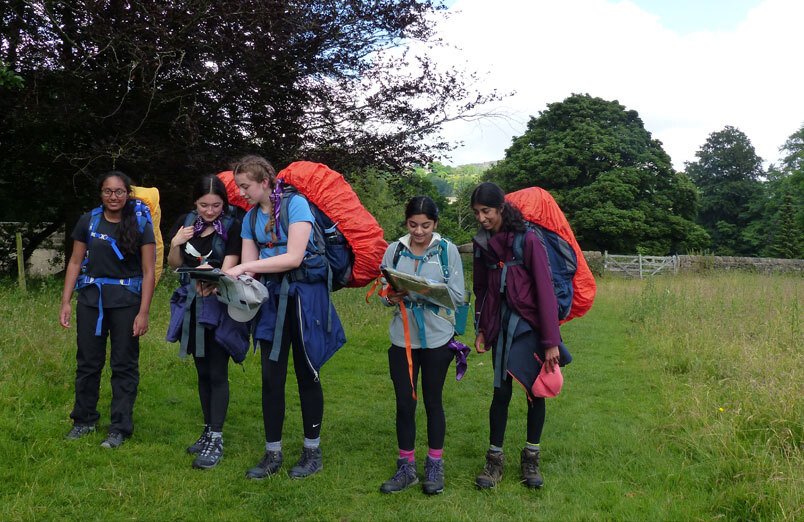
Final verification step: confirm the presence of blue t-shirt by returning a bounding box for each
[241,195,315,259]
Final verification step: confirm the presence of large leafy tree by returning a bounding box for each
[485,94,708,254]
[685,126,766,255]
[0,0,496,268]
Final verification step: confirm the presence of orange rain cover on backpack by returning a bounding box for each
[217,170,253,213]
[277,161,387,287]
[506,187,596,323]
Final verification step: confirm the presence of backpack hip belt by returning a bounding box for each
[75,275,143,336]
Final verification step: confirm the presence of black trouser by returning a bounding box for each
[193,329,230,433]
[71,302,140,437]
[388,343,454,451]
[260,303,323,442]
[489,329,546,447]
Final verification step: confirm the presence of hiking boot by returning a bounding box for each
[422,456,445,495]
[192,436,223,469]
[100,432,126,449]
[520,447,544,489]
[245,450,283,479]
[289,446,323,479]
[475,450,504,489]
[187,425,211,455]
[65,424,95,440]
[379,458,419,494]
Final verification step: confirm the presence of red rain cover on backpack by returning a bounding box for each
[277,161,387,288]
[506,187,596,322]
[217,170,253,213]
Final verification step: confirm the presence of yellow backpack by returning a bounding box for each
[131,186,164,283]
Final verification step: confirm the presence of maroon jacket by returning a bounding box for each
[473,229,561,349]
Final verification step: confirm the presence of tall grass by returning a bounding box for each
[0,272,800,520]
[627,273,802,520]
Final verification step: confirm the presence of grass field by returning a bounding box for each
[0,272,800,521]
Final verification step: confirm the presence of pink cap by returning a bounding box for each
[531,357,563,398]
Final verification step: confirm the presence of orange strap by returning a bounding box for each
[370,281,417,400]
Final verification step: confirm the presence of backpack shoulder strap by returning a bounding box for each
[183,210,197,228]
[132,199,152,234]
[391,241,404,269]
[438,238,451,281]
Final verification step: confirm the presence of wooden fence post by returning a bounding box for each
[16,232,27,293]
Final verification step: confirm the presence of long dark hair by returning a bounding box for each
[470,182,526,233]
[404,195,439,223]
[97,171,140,255]
[192,175,230,217]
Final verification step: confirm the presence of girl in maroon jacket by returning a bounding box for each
[470,182,563,490]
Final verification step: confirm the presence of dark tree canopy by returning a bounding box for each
[685,126,766,256]
[0,0,497,266]
[485,94,708,254]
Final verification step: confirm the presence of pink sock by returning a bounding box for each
[399,449,415,463]
[428,448,443,460]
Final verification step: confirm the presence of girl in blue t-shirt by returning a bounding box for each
[226,154,345,481]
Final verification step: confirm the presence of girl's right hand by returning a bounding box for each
[171,226,194,248]
[475,331,487,353]
[59,302,71,328]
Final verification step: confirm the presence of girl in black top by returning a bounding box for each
[60,171,156,449]
[167,175,242,469]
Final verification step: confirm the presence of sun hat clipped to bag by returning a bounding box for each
[216,274,269,323]
[531,354,564,398]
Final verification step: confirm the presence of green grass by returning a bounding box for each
[0,272,800,520]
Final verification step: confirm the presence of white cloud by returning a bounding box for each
[434,0,804,170]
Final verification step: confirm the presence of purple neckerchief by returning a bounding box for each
[192,215,227,241]
[269,179,284,237]
[447,338,471,381]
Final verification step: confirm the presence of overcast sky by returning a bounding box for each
[432,0,804,170]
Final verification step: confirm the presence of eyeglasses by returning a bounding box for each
[101,189,127,198]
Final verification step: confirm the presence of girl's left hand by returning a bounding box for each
[544,345,560,372]
[133,313,149,337]
[196,280,217,297]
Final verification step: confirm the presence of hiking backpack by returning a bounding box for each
[83,199,154,272]
[253,161,386,290]
[504,187,596,323]
[130,186,163,283]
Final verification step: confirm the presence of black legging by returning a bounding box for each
[260,301,323,442]
[489,329,546,447]
[193,330,230,432]
[388,343,454,451]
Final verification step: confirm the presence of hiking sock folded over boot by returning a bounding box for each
[475,450,504,489]
[245,450,284,479]
[380,458,419,494]
[289,446,323,479]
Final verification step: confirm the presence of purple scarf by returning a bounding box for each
[192,215,228,241]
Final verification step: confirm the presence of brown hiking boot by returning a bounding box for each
[520,447,543,488]
[475,450,504,489]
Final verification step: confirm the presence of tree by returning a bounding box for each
[485,94,708,254]
[685,126,766,255]
[0,0,498,270]
[758,124,804,258]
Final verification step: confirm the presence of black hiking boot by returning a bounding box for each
[520,447,544,489]
[475,450,504,489]
[187,425,211,455]
[380,458,418,494]
[65,424,96,440]
[100,432,126,449]
[245,450,283,479]
[192,435,223,469]
[422,456,445,495]
[289,446,323,479]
